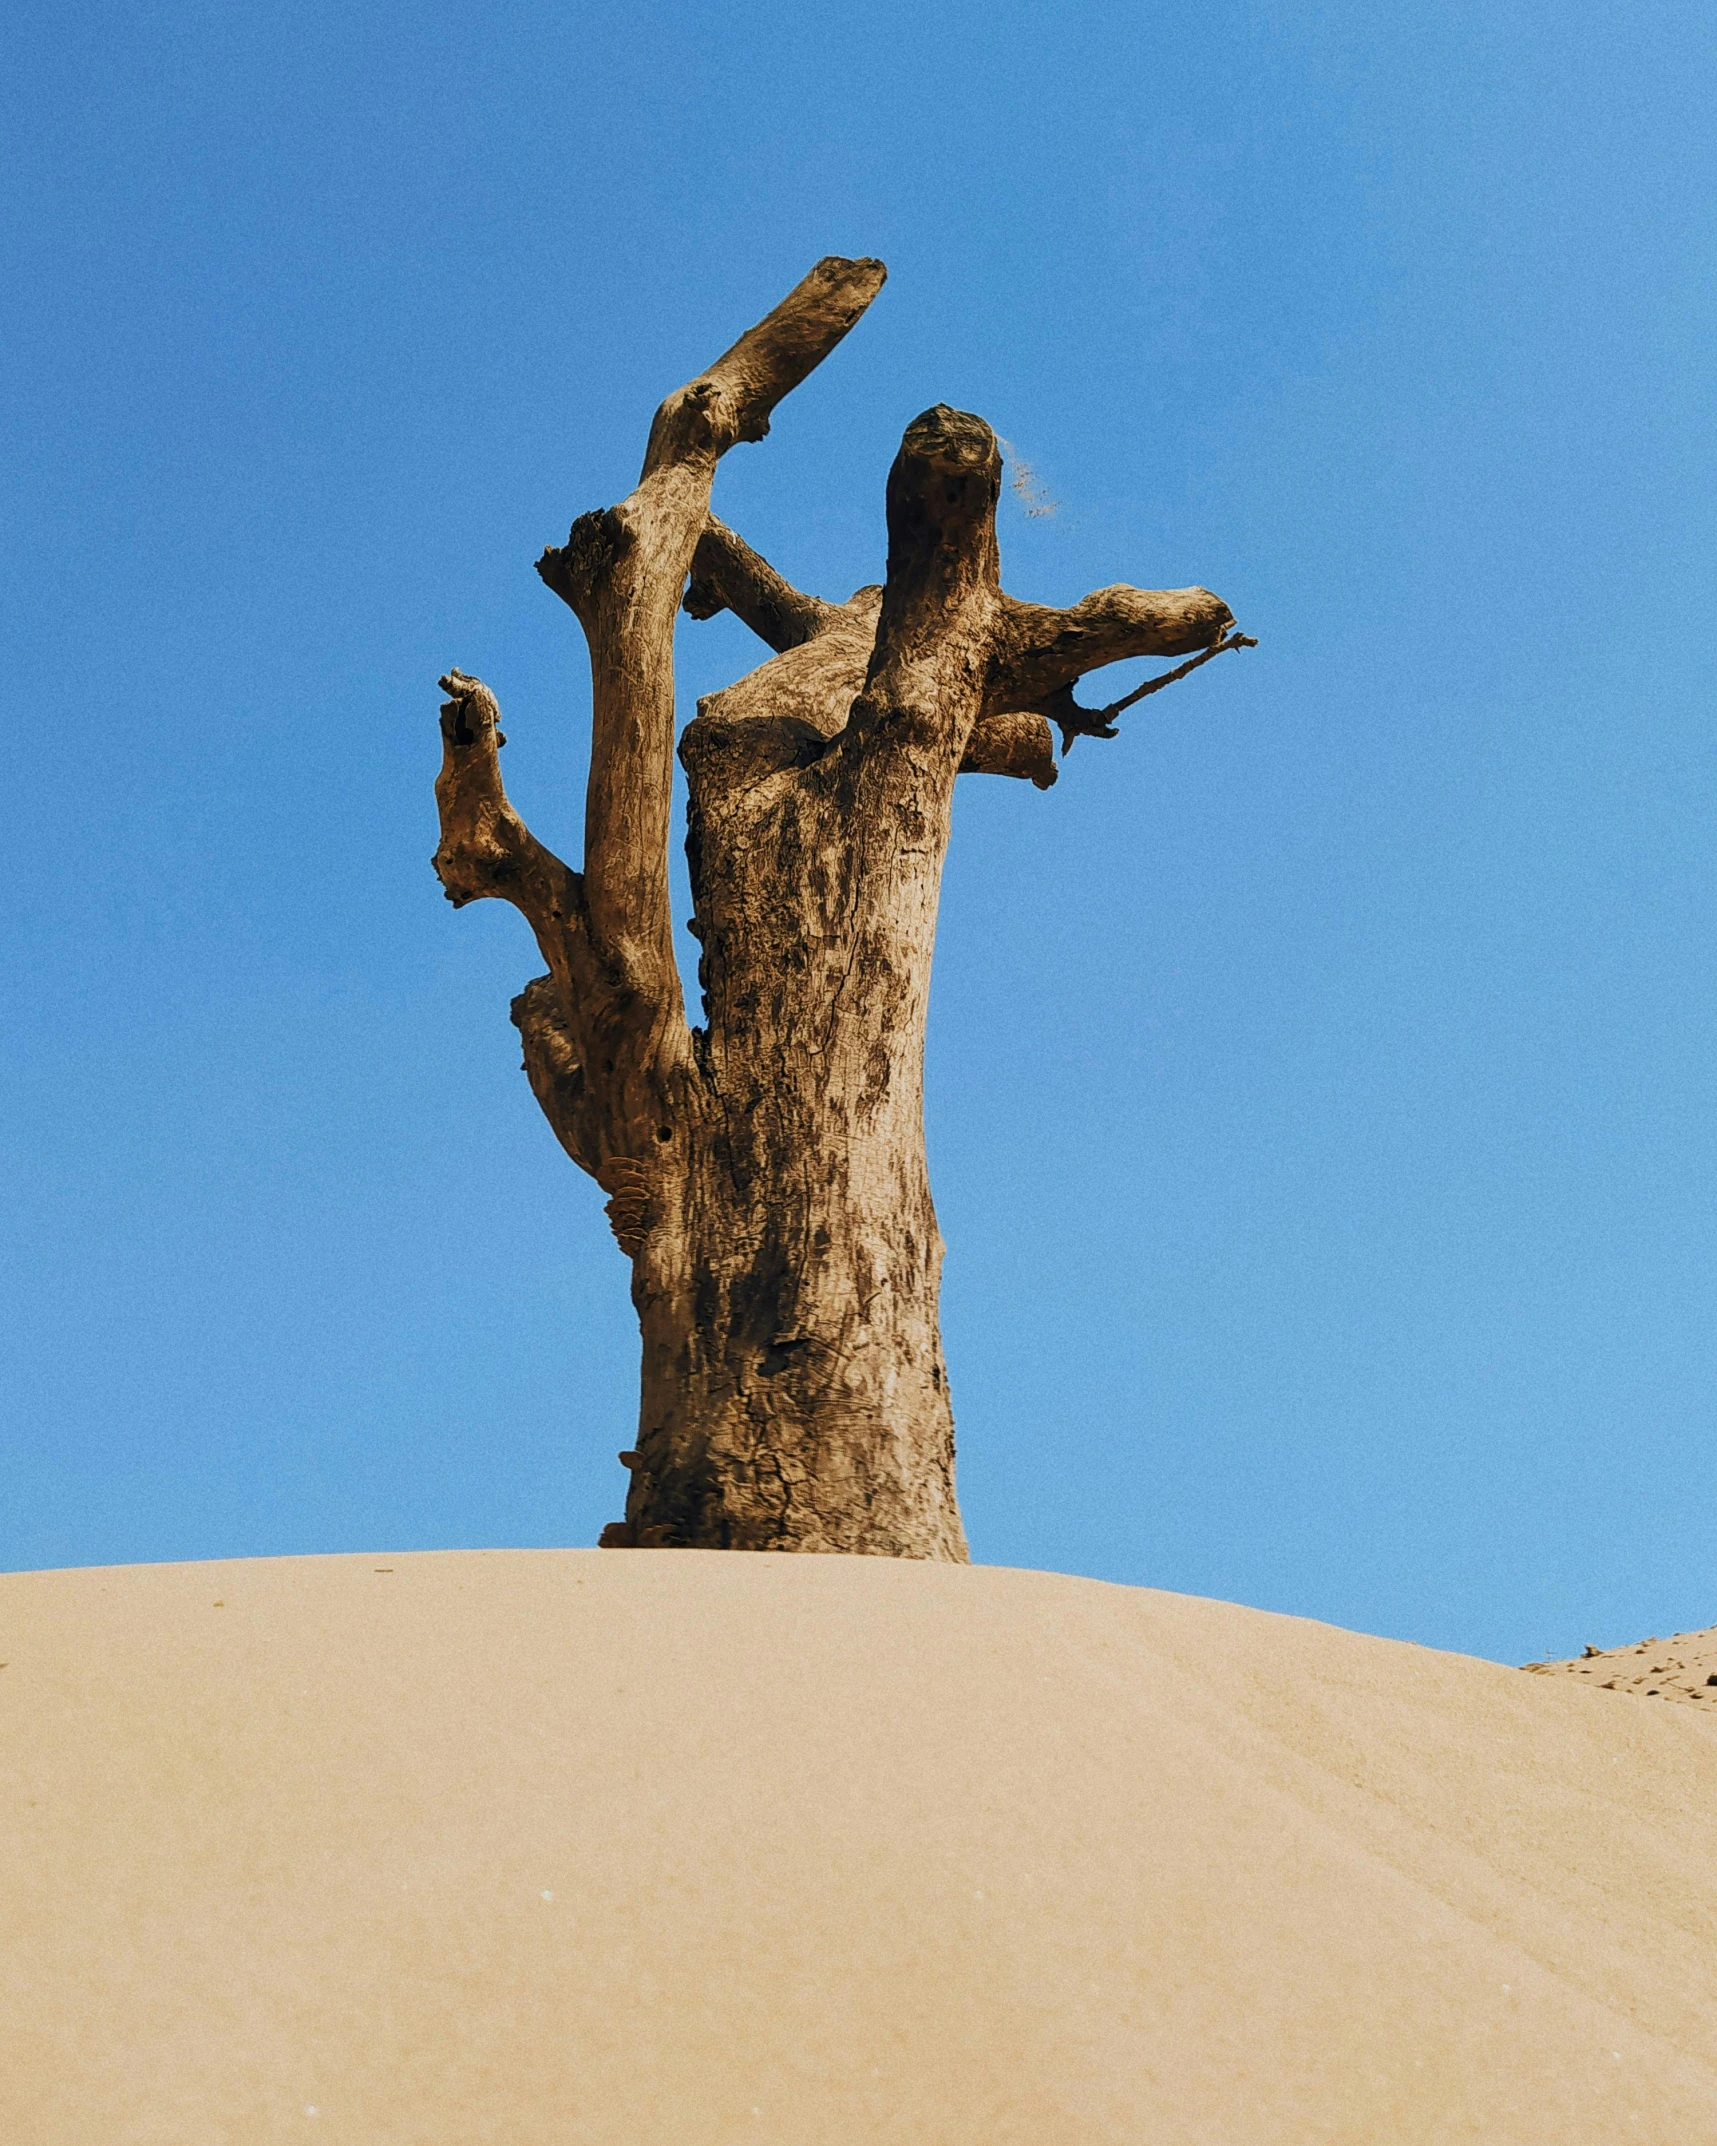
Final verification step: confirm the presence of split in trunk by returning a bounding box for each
[433,257,1252,1558]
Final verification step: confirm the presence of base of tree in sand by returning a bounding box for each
[4,1552,1715,2143]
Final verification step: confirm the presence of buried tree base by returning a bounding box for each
[2,1550,1715,2143]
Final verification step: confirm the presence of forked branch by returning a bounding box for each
[433,670,583,947]
[433,671,625,1156]
[533,258,888,1092]
[988,585,1254,753]
[1041,627,1258,751]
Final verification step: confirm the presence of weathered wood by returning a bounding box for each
[433,259,1250,1557]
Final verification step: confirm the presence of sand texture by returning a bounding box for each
[1526,1623,1717,1709]
[2,1551,1715,2144]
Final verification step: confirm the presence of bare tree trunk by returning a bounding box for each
[433,260,1249,1557]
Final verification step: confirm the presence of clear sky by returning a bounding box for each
[4,0,1713,1664]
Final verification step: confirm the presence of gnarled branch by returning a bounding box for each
[986,583,1253,754]
[872,404,1001,665]
[433,670,585,958]
[1038,627,1259,751]
[989,583,1235,705]
[959,711,1058,788]
[834,404,1003,775]
[533,258,889,1102]
[683,516,839,652]
[434,671,631,1172]
[641,256,889,478]
[674,415,1248,796]
[677,493,1059,791]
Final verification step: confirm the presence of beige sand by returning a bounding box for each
[2,1551,1714,2143]
[1528,1622,1717,1709]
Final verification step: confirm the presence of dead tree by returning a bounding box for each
[434,258,1251,1559]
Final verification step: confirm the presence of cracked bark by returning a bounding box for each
[434,257,1250,1557]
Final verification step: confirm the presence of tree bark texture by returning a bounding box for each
[434,258,1250,1558]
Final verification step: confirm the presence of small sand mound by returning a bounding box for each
[1525,1621,1717,1707]
[3,1551,1715,2143]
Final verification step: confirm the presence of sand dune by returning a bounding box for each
[1528,1622,1717,1708]
[2,1550,1714,2143]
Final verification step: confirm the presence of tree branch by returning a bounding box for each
[433,670,583,945]
[989,584,1236,705]
[433,671,618,1158]
[679,482,1062,791]
[985,583,1253,753]
[833,404,1003,776]
[682,516,839,652]
[640,256,889,478]
[872,404,1001,663]
[1040,627,1258,751]
[677,403,1247,801]
[533,258,888,1100]
[959,711,1059,788]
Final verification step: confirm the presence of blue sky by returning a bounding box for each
[3,0,1713,1663]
